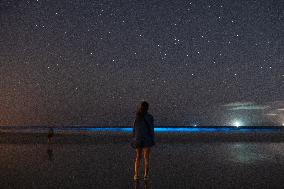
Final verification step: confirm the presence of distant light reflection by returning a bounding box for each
[228,143,274,164]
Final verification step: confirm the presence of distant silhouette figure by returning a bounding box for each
[132,101,155,181]
[47,147,54,161]
[47,128,54,144]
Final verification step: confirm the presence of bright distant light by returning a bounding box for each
[282,123,284,126]
[233,120,242,127]
[191,123,198,127]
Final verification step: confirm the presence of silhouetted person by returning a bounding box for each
[47,147,54,161]
[132,101,155,181]
[47,128,54,144]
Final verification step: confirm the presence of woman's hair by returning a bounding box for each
[136,101,149,118]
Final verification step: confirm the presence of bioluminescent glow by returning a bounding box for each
[64,127,281,133]
[0,127,281,134]
[71,127,133,132]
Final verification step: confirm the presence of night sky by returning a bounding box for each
[0,0,283,126]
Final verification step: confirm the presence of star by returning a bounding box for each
[0,0,282,126]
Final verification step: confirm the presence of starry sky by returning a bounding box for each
[0,0,283,126]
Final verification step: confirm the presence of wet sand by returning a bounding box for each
[0,132,284,188]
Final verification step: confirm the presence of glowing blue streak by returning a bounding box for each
[67,127,281,133]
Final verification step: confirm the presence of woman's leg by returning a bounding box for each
[143,148,150,177]
[134,148,142,177]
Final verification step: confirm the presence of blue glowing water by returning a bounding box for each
[68,127,281,133]
[0,126,281,133]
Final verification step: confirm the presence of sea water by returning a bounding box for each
[0,126,282,134]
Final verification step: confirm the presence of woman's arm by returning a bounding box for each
[148,115,154,138]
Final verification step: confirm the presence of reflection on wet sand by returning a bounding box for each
[134,180,150,189]
[228,143,275,164]
[0,134,283,189]
[47,146,54,161]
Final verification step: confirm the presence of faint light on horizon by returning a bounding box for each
[233,120,242,127]
[191,122,199,127]
[266,113,277,116]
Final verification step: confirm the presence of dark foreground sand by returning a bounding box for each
[0,132,284,189]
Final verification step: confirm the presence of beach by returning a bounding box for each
[0,131,284,188]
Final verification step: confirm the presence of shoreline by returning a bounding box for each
[1,131,284,144]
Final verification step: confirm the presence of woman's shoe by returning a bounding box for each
[133,175,139,181]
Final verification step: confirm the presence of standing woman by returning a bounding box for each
[47,128,54,144]
[132,101,155,181]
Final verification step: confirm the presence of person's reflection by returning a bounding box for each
[47,146,54,161]
[144,180,149,189]
[133,180,150,189]
[133,180,139,189]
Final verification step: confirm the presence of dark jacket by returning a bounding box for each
[133,113,155,147]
